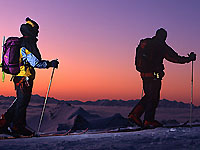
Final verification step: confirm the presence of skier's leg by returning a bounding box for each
[1,87,20,131]
[128,103,144,127]
[11,77,34,135]
[128,80,146,127]
[2,98,17,128]
[143,79,162,127]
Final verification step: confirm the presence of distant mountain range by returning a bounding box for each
[67,99,198,108]
[0,94,198,108]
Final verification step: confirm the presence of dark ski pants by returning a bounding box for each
[138,78,161,121]
[4,76,33,128]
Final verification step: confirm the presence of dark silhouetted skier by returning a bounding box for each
[128,28,196,128]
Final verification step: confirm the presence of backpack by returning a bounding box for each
[2,37,22,75]
[135,38,155,73]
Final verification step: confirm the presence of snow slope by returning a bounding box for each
[26,101,131,132]
[0,127,200,150]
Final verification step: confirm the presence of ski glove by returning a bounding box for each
[188,52,196,62]
[47,60,59,68]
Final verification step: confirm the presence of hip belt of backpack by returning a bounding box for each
[15,76,30,88]
[141,72,162,79]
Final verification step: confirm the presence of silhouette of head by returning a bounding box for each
[20,17,39,37]
[156,28,167,42]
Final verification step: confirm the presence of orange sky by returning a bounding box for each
[0,0,200,105]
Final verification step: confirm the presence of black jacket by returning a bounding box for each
[135,37,190,74]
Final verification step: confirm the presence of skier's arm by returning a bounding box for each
[21,47,49,68]
[164,45,190,64]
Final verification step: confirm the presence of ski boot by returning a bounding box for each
[143,120,163,129]
[11,125,35,137]
[128,104,144,127]
[0,114,9,133]
[0,114,7,127]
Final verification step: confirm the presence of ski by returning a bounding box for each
[162,120,189,128]
[38,129,72,137]
[0,134,33,140]
[106,122,200,134]
[0,128,88,140]
[68,128,88,135]
[2,122,200,140]
[39,128,88,137]
[88,121,198,134]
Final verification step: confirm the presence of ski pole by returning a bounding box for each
[1,36,5,82]
[189,60,194,127]
[37,66,56,133]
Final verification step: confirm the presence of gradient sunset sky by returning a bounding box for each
[0,0,199,105]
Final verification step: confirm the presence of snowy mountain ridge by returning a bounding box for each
[0,94,197,108]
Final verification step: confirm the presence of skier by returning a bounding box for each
[128,28,196,128]
[0,17,59,136]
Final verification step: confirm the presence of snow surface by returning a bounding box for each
[0,127,200,150]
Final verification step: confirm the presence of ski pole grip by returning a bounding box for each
[54,58,59,69]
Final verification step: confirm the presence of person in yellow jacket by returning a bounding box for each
[0,17,59,136]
